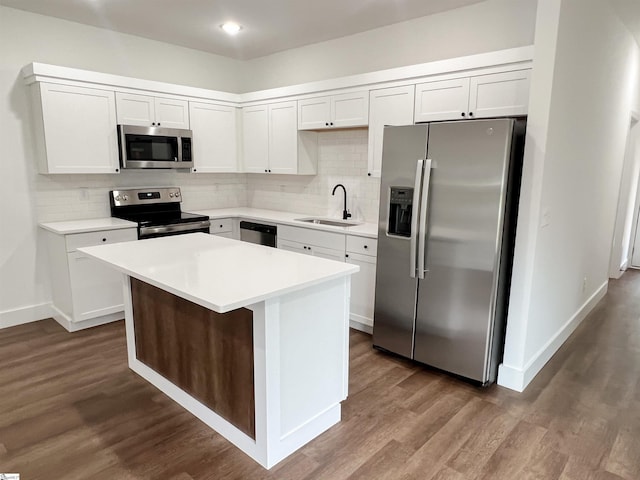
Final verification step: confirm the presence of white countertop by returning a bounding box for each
[79,233,359,313]
[192,208,378,238]
[39,217,137,234]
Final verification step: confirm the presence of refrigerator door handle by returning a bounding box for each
[410,159,424,278]
[417,158,433,279]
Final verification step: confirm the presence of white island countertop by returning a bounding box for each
[79,232,358,313]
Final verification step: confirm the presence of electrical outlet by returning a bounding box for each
[582,276,587,293]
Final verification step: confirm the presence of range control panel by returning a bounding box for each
[110,187,181,206]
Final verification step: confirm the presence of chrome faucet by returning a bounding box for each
[332,184,351,220]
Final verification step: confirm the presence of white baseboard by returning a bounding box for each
[349,313,373,334]
[51,305,124,332]
[498,280,608,392]
[349,319,373,334]
[0,303,53,329]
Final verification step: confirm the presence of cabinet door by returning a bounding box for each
[346,252,377,328]
[39,83,119,174]
[154,97,190,129]
[310,245,345,263]
[468,70,531,118]
[331,91,369,128]
[368,85,415,177]
[298,96,331,130]
[414,78,470,123]
[268,101,298,174]
[115,92,155,126]
[277,238,310,255]
[190,102,238,173]
[68,251,126,322]
[242,105,269,173]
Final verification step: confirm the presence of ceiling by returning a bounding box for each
[0,0,487,60]
[1,0,638,60]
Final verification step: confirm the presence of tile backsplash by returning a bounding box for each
[35,129,381,224]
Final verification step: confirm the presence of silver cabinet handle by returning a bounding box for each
[417,159,432,279]
[410,159,424,278]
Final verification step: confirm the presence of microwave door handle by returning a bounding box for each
[410,159,424,278]
[177,137,182,162]
[417,159,432,280]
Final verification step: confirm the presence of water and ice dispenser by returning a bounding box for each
[388,187,413,237]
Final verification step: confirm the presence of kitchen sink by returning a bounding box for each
[295,217,362,227]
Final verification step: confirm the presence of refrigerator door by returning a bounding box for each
[372,124,429,358]
[414,119,514,382]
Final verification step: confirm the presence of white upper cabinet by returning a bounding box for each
[414,78,470,123]
[242,104,270,173]
[414,70,531,122]
[367,85,415,178]
[189,102,239,173]
[298,91,369,130]
[115,92,189,129]
[243,101,317,175]
[31,83,120,174]
[468,70,531,118]
[268,101,298,174]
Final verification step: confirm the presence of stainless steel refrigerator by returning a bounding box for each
[372,118,525,385]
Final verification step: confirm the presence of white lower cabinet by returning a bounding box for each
[277,225,377,333]
[346,236,378,332]
[277,225,345,260]
[45,227,137,332]
[209,218,237,239]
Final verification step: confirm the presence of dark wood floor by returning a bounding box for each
[1,270,639,480]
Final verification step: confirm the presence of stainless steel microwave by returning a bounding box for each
[117,125,193,170]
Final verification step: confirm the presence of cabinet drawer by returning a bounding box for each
[346,236,377,257]
[65,228,137,252]
[278,225,345,251]
[210,218,233,234]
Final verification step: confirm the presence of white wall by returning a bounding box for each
[0,6,246,327]
[499,0,640,391]
[240,0,537,91]
[246,130,380,222]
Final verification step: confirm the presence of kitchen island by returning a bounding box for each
[79,233,358,469]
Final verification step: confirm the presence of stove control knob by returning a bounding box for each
[122,195,128,201]
[115,195,121,201]
[175,191,180,197]
[169,193,174,198]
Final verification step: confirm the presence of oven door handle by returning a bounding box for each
[139,220,210,237]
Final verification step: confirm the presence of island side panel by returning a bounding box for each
[130,278,256,439]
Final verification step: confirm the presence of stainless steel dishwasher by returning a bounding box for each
[239,221,277,247]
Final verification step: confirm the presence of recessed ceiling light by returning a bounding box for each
[221,22,242,36]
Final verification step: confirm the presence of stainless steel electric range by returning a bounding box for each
[110,187,210,239]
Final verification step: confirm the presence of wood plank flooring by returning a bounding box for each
[1,270,639,479]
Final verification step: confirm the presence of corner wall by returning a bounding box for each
[499,0,640,391]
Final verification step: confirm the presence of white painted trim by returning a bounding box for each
[241,46,533,103]
[0,302,53,329]
[497,280,608,392]
[51,304,124,332]
[23,46,533,107]
[23,62,240,103]
[349,317,373,334]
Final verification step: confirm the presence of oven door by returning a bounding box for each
[139,221,210,239]
[118,125,193,169]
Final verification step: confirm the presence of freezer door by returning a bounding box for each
[372,125,428,358]
[414,119,514,382]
